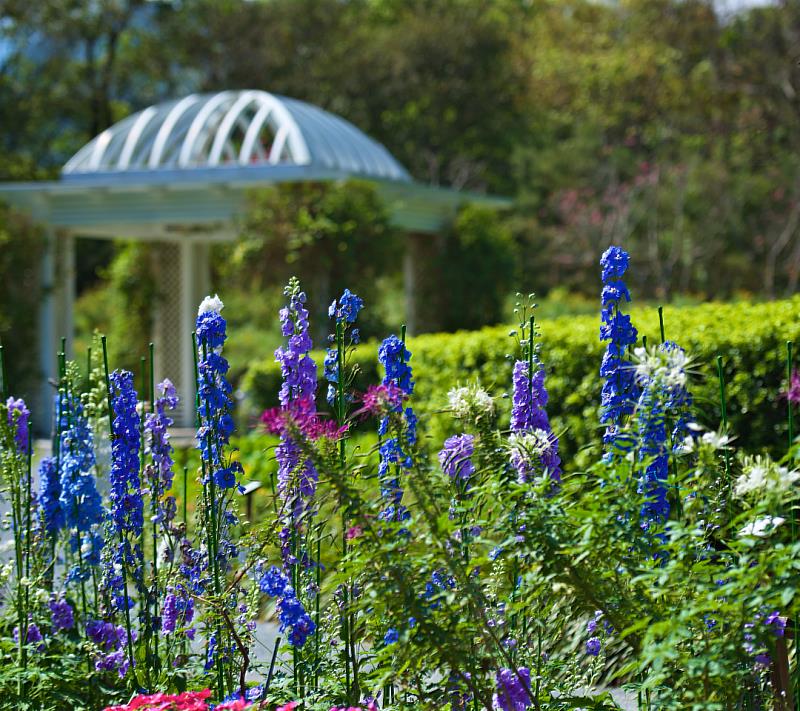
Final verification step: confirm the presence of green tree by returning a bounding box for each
[231,180,401,343]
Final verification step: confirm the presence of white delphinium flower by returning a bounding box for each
[448,384,494,420]
[198,294,224,315]
[739,516,785,538]
[734,455,800,498]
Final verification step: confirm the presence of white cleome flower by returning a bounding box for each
[633,345,688,389]
[198,294,224,315]
[739,516,785,538]
[509,429,552,460]
[447,384,494,419]
[700,431,730,450]
[734,455,800,498]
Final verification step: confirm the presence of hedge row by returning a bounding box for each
[242,296,800,463]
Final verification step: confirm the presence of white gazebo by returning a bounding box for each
[0,90,507,429]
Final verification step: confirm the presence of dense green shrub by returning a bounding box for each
[243,296,800,463]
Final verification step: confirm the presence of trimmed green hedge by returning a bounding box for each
[242,297,800,463]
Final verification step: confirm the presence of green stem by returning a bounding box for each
[148,343,161,674]
[658,305,665,343]
[335,319,352,700]
[716,355,732,531]
[786,341,799,703]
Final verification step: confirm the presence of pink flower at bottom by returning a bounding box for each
[277,703,299,711]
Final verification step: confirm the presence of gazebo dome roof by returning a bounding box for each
[63,90,411,183]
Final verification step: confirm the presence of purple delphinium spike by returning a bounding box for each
[57,392,104,581]
[105,370,144,609]
[599,246,639,456]
[274,279,319,564]
[38,456,64,535]
[196,295,236,489]
[510,360,561,483]
[144,378,179,525]
[634,340,692,531]
[377,334,416,523]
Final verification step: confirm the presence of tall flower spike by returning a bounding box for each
[106,370,144,608]
[38,456,64,534]
[377,334,416,522]
[58,392,104,579]
[144,378,179,523]
[510,360,561,483]
[633,340,693,530]
[599,245,639,455]
[274,279,319,565]
[196,295,235,487]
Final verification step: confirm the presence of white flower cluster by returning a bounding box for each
[680,429,730,454]
[733,455,800,498]
[448,384,494,420]
[198,293,224,315]
[739,515,785,538]
[633,345,688,389]
[508,429,552,460]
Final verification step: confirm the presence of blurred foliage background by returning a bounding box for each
[0,0,799,388]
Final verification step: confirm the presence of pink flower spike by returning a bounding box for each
[277,703,299,711]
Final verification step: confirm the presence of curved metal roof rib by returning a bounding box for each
[62,90,411,183]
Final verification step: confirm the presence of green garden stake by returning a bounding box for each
[788,341,795,449]
[86,347,92,383]
[642,335,648,350]
[658,306,665,343]
[61,336,66,357]
[182,466,188,526]
[787,341,799,704]
[717,356,732,522]
[401,323,407,344]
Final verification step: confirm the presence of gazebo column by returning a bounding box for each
[151,240,210,428]
[36,230,75,433]
[403,231,443,335]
